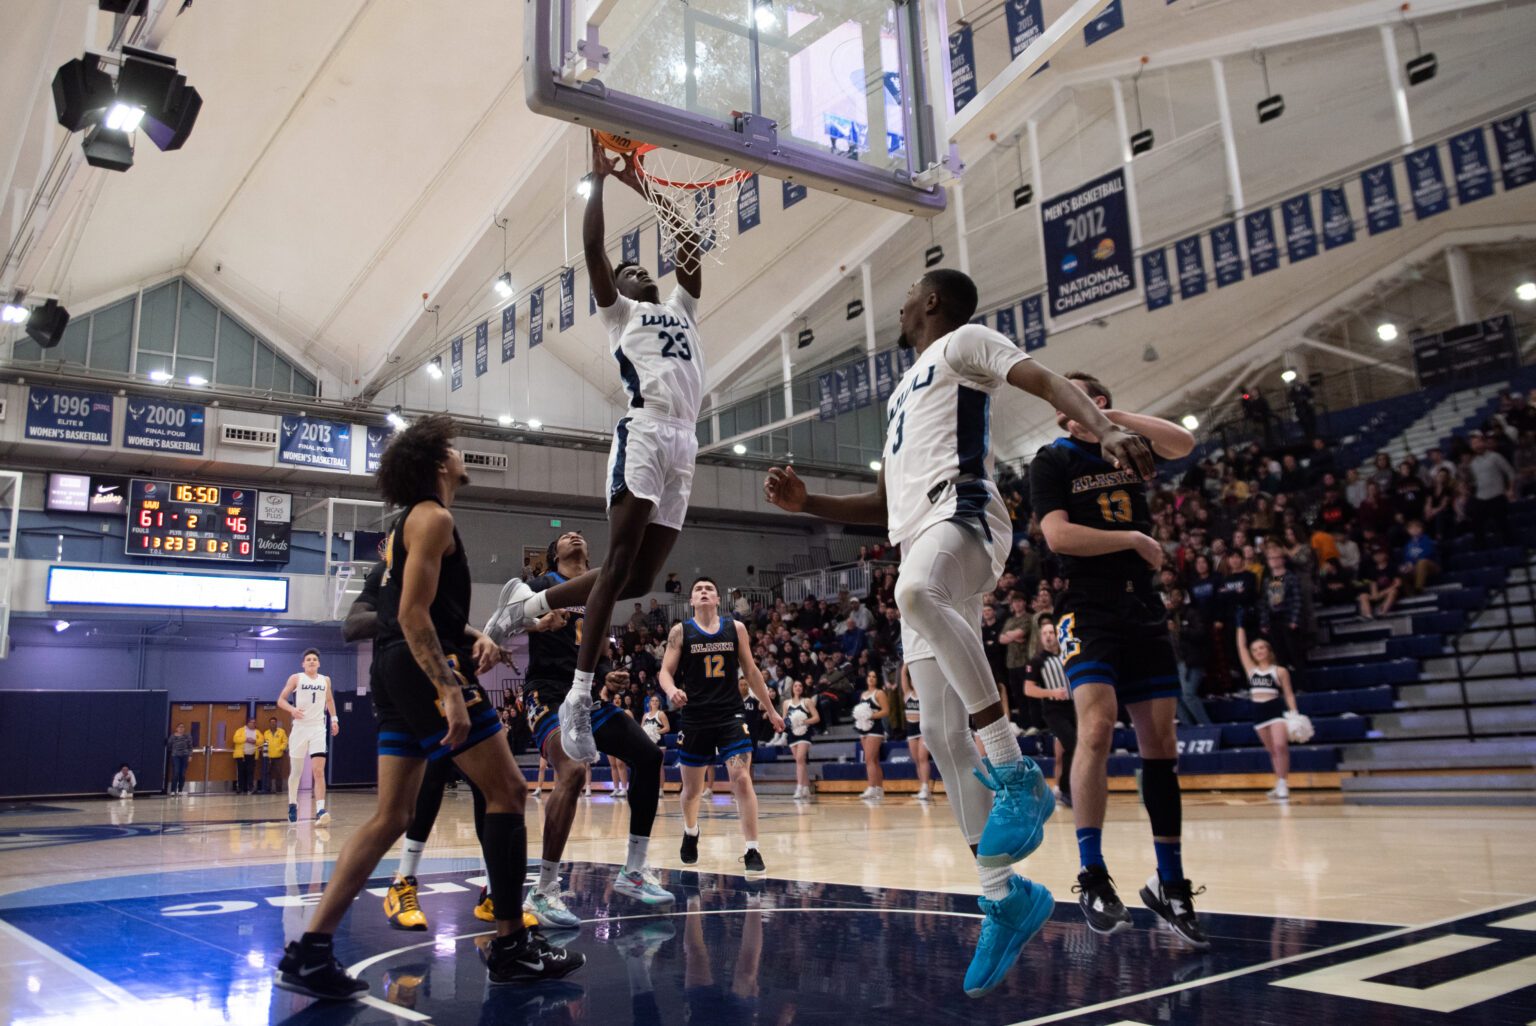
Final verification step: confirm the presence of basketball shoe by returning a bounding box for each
[964,875,1054,998]
[974,758,1053,866]
[1073,865,1133,934]
[383,876,427,931]
[274,935,369,1001]
[1140,874,1210,950]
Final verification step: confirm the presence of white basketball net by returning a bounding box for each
[634,148,750,274]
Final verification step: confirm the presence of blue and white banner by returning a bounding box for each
[1243,209,1279,276]
[622,229,641,265]
[950,26,977,111]
[1281,194,1318,263]
[1084,0,1123,45]
[26,387,112,446]
[737,174,761,233]
[873,351,896,401]
[656,223,675,277]
[124,398,204,454]
[1141,250,1172,311]
[1321,186,1355,250]
[783,179,808,209]
[365,425,391,474]
[1040,168,1136,321]
[1406,145,1449,220]
[996,305,1019,343]
[500,305,515,362]
[817,372,836,421]
[1021,294,1047,350]
[834,367,854,415]
[849,360,872,409]
[1361,162,1401,235]
[1450,127,1494,204]
[450,336,463,391]
[1175,235,1207,299]
[897,345,916,372]
[1492,111,1535,190]
[1005,0,1045,57]
[558,268,575,331]
[529,287,544,347]
[279,416,351,471]
[1211,223,1244,288]
[474,320,489,377]
[694,186,718,254]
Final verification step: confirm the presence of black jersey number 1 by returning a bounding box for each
[660,330,693,360]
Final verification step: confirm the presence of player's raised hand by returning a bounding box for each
[764,466,807,512]
[589,130,618,179]
[1100,427,1157,481]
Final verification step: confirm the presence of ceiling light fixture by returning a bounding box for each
[52,46,201,174]
[258,626,279,637]
[732,443,748,455]
[1128,59,1154,155]
[1376,322,1399,342]
[868,460,883,472]
[1,293,28,324]
[186,374,208,386]
[527,418,543,430]
[1517,282,1536,302]
[24,298,69,347]
[494,271,513,299]
[426,356,443,379]
[753,0,777,30]
[1280,369,1298,384]
[1253,50,1284,123]
[148,368,172,382]
[54,620,71,633]
[387,405,408,430]
[1181,414,1200,431]
[497,413,514,426]
[1402,14,1437,86]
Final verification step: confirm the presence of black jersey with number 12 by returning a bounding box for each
[679,615,743,727]
[1029,436,1155,583]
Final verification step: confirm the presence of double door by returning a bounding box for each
[168,703,257,793]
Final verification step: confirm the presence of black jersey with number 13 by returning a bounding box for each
[679,616,743,726]
[1029,436,1155,583]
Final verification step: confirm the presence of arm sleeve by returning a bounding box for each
[1029,447,1071,520]
[942,324,1031,387]
[596,294,635,336]
[357,561,386,605]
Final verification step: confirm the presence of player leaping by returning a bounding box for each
[484,132,705,767]
[764,269,1156,997]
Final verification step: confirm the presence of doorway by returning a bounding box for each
[168,703,250,794]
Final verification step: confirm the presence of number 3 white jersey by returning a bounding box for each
[597,285,705,424]
[883,325,1030,564]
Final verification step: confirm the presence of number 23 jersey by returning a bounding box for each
[598,285,704,424]
[1029,435,1154,583]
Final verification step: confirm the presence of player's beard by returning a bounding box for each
[896,332,911,349]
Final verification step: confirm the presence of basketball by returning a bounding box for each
[595,130,641,155]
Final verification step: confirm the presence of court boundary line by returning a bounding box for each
[1004,894,1536,1026]
[0,918,147,1008]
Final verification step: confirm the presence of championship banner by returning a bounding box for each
[501,305,516,362]
[1040,168,1136,323]
[1243,209,1279,276]
[897,345,916,372]
[950,26,977,111]
[278,416,351,472]
[1141,250,1172,311]
[475,320,489,377]
[1021,294,1047,350]
[558,268,575,331]
[834,367,854,415]
[1406,145,1449,220]
[1005,0,1045,58]
[873,351,896,401]
[529,287,544,347]
[849,360,872,409]
[1175,235,1207,300]
[783,179,808,209]
[817,372,836,421]
[1280,194,1317,263]
[996,305,1019,343]
[622,228,641,265]
[657,223,676,277]
[1084,0,1123,45]
[1492,111,1535,190]
[1321,186,1355,250]
[1361,162,1402,235]
[1210,223,1244,288]
[124,397,205,454]
[365,425,391,474]
[450,336,463,391]
[1449,128,1494,204]
[26,387,112,446]
[737,174,761,233]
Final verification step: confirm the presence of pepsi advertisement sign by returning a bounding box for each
[1040,168,1136,323]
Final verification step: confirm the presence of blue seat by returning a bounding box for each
[1386,635,1445,660]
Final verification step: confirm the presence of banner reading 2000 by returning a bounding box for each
[1040,168,1137,325]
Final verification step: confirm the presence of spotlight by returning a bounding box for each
[1130,129,1154,156]
[81,123,135,172]
[426,356,443,379]
[868,460,882,472]
[1,293,27,324]
[576,177,593,199]
[148,368,172,382]
[97,1,148,13]
[1376,323,1399,342]
[387,405,408,430]
[796,328,814,348]
[118,46,201,152]
[186,374,208,386]
[54,620,70,633]
[494,272,513,299]
[1406,52,1437,86]
[51,55,114,132]
[25,298,70,348]
[258,626,279,637]
[753,0,776,30]
[732,443,748,455]
[52,46,201,174]
[1180,414,1199,431]
[1517,282,1536,302]
[527,418,543,430]
[1280,369,1297,384]
[105,101,144,132]
[497,413,514,426]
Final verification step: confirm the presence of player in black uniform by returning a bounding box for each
[274,416,581,1001]
[660,577,784,874]
[523,530,675,926]
[1029,373,1208,949]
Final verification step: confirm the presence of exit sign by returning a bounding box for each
[550,519,562,528]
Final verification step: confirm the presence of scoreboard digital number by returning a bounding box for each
[126,479,257,562]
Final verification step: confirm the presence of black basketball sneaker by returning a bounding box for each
[740,847,766,875]
[274,936,369,1001]
[1073,865,1133,935]
[485,929,586,985]
[680,830,699,865]
[1140,874,1211,950]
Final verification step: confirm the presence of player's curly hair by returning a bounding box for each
[376,414,457,508]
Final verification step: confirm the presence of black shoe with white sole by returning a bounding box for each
[1073,865,1133,935]
[486,929,586,985]
[1140,874,1211,950]
[740,848,766,875]
[680,830,699,865]
[274,938,369,1001]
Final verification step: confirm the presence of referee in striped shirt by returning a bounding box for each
[1023,619,1076,808]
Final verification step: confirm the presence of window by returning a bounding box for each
[177,285,217,359]
[215,319,254,388]
[137,282,178,357]
[89,298,134,374]
[292,369,316,397]
[54,319,89,366]
[254,343,276,392]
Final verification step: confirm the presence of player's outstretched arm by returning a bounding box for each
[1007,361,1156,479]
[763,465,887,527]
[1102,410,1195,460]
[584,133,619,308]
[609,152,702,299]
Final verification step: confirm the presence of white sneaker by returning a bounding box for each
[559,688,598,763]
[873,786,884,800]
[614,867,675,905]
[523,888,583,929]
[1267,781,1291,801]
[915,785,931,802]
[614,788,628,799]
[859,786,876,800]
[484,578,537,645]
[581,787,591,798]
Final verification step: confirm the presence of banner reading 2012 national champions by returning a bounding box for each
[1040,168,1136,324]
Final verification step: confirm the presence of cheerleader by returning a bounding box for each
[853,671,889,801]
[1237,625,1299,800]
[781,679,820,799]
[900,664,932,802]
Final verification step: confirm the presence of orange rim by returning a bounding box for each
[634,149,752,191]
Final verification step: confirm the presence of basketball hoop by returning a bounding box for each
[596,132,750,273]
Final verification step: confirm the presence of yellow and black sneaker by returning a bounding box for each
[473,885,540,930]
[384,875,428,931]
[383,966,427,1009]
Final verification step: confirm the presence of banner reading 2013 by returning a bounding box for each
[1040,168,1136,325]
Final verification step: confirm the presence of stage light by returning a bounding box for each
[387,406,408,430]
[148,368,172,382]
[527,418,543,430]
[1,293,27,324]
[426,356,443,379]
[753,1,776,30]
[796,328,814,348]
[1181,414,1199,430]
[1257,95,1285,123]
[1517,282,1536,302]
[1376,323,1399,342]
[869,460,882,472]
[497,413,514,426]
[52,55,114,132]
[186,374,208,386]
[81,123,134,172]
[105,101,144,132]
[1130,129,1154,156]
[54,620,70,633]
[733,443,748,455]
[1280,369,1297,384]
[25,298,70,348]
[52,45,201,173]
[494,272,513,299]
[1406,52,1437,86]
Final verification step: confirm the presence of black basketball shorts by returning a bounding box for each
[1056,581,1181,705]
[675,714,754,767]
[372,641,502,762]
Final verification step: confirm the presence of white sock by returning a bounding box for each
[572,669,595,696]
[538,861,560,894]
[398,838,426,879]
[978,862,1014,901]
[625,834,650,873]
[744,839,759,851]
[525,590,552,619]
[977,718,1023,767]
[684,824,699,837]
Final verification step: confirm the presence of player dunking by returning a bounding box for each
[661,577,784,874]
[483,132,705,769]
[522,530,675,930]
[1028,372,1207,948]
[277,649,338,825]
[273,416,581,1000]
[765,269,1156,996]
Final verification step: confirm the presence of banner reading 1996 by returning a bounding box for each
[1040,168,1136,324]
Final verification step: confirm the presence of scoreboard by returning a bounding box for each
[126,479,257,562]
